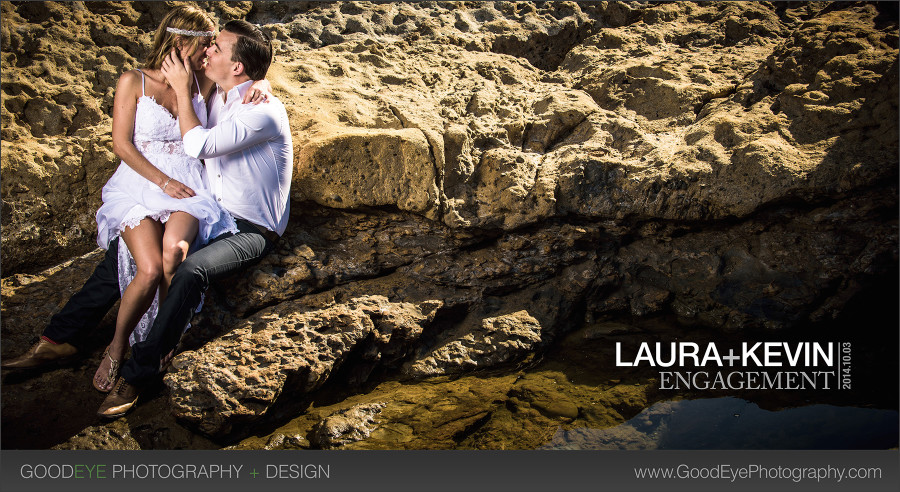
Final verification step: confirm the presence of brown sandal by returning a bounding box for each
[92,346,120,393]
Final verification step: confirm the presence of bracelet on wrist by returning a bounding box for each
[162,178,172,192]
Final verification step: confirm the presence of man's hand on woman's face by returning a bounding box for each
[161,49,193,96]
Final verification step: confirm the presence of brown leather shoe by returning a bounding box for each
[97,378,141,419]
[1,339,78,369]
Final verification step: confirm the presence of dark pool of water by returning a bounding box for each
[541,397,899,450]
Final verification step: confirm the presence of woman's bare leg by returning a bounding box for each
[93,218,163,391]
[157,212,199,369]
[159,211,199,306]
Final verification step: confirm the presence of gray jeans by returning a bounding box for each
[121,219,276,385]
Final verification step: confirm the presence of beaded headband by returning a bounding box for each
[166,26,214,37]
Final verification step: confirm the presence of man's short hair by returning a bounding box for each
[223,20,273,80]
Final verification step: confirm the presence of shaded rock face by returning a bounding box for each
[1,2,897,446]
[596,190,899,328]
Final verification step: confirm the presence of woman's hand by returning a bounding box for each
[161,49,193,96]
[243,79,272,104]
[161,177,196,199]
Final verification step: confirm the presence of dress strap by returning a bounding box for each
[135,69,146,97]
[192,73,201,95]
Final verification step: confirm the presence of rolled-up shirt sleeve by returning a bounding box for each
[182,125,208,158]
[183,107,281,159]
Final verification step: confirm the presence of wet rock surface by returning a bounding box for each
[311,402,386,449]
[2,2,897,449]
[228,309,897,450]
[52,420,141,451]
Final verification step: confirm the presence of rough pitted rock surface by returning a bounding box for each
[311,402,387,449]
[1,2,897,448]
[163,295,441,437]
[52,420,141,451]
[405,309,543,377]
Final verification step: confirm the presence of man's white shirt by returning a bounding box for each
[183,80,292,236]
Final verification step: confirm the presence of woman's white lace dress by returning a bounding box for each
[95,70,237,345]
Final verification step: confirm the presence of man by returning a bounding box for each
[3,20,293,420]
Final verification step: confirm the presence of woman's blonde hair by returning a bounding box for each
[144,5,215,70]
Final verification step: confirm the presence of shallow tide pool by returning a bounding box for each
[541,397,900,450]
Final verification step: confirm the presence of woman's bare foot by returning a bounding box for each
[92,346,123,393]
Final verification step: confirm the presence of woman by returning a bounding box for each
[92,6,267,392]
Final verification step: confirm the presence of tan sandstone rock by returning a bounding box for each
[405,310,543,377]
[310,402,387,449]
[1,1,896,450]
[164,295,441,436]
